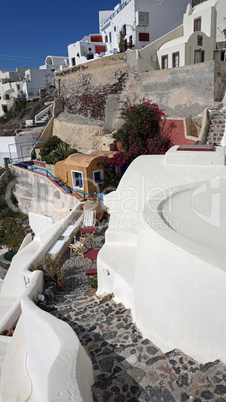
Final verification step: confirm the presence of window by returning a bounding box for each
[194,17,201,32]
[109,32,112,43]
[138,32,150,42]
[72,171,83,189]
[194,49,205,63]
[120,164,127,177]
[5,94,9,100]
[172,52,179,68]
[90,35,102,43]
[93,170,104,184]
[105,35,108,43]
[161,55,168,69]
[71,57,76,66]
[95,45,106,54]
[192,0,207,5]
[114,26,116,32]
[197,35,203,46]
[123,24,126,36]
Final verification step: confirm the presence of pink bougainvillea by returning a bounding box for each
[102,99,174,185]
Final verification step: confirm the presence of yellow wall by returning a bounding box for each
[54,155,106,197]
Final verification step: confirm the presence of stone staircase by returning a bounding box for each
[206,105,226,145]
[34,104,53,125]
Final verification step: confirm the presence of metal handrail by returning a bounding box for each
[10,160,90,198]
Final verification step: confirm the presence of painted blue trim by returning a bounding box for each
[9,160,90,197]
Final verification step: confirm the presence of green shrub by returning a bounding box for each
[0,116,8,124]
[40,136,63,160]
[31,255,64,287]
[40,137,77,164]
[14,91,27,113]
[0,219,24,252]
[88,275,97,288]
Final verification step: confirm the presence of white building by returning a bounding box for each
[68,34,108,67]
[99,0,189,53]
[156,0,226,69]
[0,68,25,116]
[23,56,69,100]
[0,133,40,167]
[0,56,69,114]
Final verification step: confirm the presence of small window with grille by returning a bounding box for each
[194,17,201,32]
[172,52,179,68]
[161,55,168,69]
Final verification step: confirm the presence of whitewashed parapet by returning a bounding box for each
[0,295,93,401]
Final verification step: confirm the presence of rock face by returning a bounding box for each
[53,113,114,153]
[56,54,129,132]
[54,58,226,147]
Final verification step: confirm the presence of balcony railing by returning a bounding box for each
[102,0,132,27]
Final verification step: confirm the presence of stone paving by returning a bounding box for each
[2,222,226,401]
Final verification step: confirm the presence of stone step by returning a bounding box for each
[209,120,225,123]
[208,129,225,134]
[206,107,226,145]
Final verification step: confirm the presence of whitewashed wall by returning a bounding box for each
[97,146,226,364]
[100,0,188,52]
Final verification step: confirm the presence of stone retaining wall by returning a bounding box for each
[10,166,79,222]
[54,58,226,145]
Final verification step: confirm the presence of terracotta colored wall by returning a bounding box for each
[165,119,198,146]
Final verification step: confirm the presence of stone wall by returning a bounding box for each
[55,54,129,131]
[54,58,226,145]
[11,166,79,222]
[52,114,115,153]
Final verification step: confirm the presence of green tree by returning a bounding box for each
[0,219,24,252]
[15,91,27,113]
[118,29,125,53]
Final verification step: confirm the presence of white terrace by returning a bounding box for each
[97,144,226,364]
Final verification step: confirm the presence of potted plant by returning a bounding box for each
[31,255,65,291]
[88,274,97,289]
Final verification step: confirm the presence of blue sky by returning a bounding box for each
[0,0,117,72]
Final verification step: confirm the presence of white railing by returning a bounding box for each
[35,104,52,124]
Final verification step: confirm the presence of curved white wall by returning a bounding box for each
[97,146,226,363]
[0,295,93,402]
[0,202,93,401]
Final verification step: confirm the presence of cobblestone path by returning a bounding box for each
[37,222,226,402]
